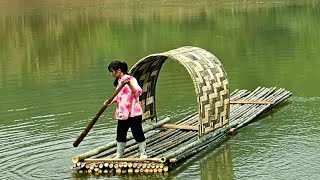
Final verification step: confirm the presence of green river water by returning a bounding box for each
[0,0,320,179]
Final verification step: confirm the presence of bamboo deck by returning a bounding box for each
[71,87,291,174]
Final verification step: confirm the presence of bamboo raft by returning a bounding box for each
[71,47,292,175]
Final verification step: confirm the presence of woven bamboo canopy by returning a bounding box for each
[129,46,230,137]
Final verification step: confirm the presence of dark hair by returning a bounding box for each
[108,61,129,87]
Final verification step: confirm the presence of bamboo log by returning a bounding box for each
[108,163,114,168]
[137,163,142,168]
[230,100,275,104]
[94,167,99,172]
[118,162,123,168]
[151,163,155,169]
[116,168,121,174]
[229,87,272,122]
[162,122,237,161]
[98,163,104,169]
[161,124,198,131]
[123,162,128,168]
[228,128,236,134]
[133,163,138,168]
[104,162,109,168]
[159,163,164,169]
[230,88,289,127]
[72,117,171,163]
[163,166,169,172]
[142,163,147,169]
[148,131,196,152]
[84,157,165,163]
[169,131,225,163]
[114,163,119,169]
[148,132,197,158]
[81,162,86,168]
[128,168,133,173]
[235,90,291,128]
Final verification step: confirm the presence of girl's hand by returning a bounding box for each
[123,77,131,84]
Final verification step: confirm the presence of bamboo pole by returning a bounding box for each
[162,122,237,160]
[147,132,197,158]
[163,166,169,172]
[234,89,291,129]
[229,87,273,122]
[72,117,171,163]
[116,168,121,174]
[169,131,225,163]
[147,131,195,152]
[73,82,127,147]
[84,157,166,163]
[230,100,275,104]
[104,162,109,168]
[161,124,198,131]
[230,88,288,126]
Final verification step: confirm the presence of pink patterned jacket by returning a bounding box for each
[114,75,143,120]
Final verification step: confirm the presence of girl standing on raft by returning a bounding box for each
[104,61,147,159]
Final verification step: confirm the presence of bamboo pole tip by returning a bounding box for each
[228,128,237,135]
[72,156,79,164]
[169,158,177,163]
[160,157,166,163]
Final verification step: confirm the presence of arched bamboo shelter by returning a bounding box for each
[71,46,292,175]
[129,46,230,137]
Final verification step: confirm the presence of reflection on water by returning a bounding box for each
[1,0,320,179]
[170,139,234,180]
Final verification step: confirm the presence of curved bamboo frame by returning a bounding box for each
[129,46,230,137]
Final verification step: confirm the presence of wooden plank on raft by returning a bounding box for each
[161,124,198,131]
[230,100,275,104]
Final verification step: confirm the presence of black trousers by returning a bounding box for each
[116,115,145,143]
